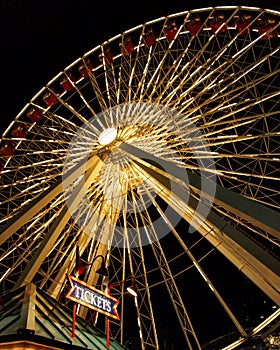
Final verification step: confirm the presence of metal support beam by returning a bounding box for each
[120,142,280,240]
[0,152,103,246]
[121,144,280,306]
[13,154,104,289]
[134,161,280,305]
[18,283,36,332]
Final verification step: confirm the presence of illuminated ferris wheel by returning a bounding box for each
[0,5,280,349]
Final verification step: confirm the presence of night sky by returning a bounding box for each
[0,0,279,134]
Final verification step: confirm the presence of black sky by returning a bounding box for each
[0,0,279,135]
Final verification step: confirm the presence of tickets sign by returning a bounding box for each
[66,275,120,320]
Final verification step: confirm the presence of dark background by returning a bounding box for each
[0,0,279,135]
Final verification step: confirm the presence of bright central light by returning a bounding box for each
[98,127,117,145]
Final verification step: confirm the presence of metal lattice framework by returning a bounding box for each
[0,5,280,349]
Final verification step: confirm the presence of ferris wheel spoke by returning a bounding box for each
[122,39,145,103]
[0,204,62,284]
[0,152,103,245]
[116,61,130,104]
[42,86,105,133]
[135,161,280,303]
[136,185,214,348]
[29,105,82,135]
[145,188,248,338]
[133,46,156,100]
[145,21,208,103]
[107,195,159,348]
[38,220,80,289]
[177,86,280,137]
[200,131,279,150]
[127,240,159,348]
[173,30,280,104]
[120,142,280,239]
[140,30,183,100]
[67,60,113,129]
[80,64,111,115]
[172,44,280,115]
[103,62,119,109]
[202,110,279,137]
[155,28,254,105]
[13,202,75,289]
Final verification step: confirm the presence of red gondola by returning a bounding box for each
[120,36,134,56]
[235,13,252,35]
[98,47,114,65]
[60,73,77,92]
[11,123,27,138]
[43,91,58,107]
[0,141,15,157]
[258,17,277,40]
[0,159,5,174]
[143,27,156,47]
[164,20,178,41]
[26,108,43,123]
[209,12,227,34]
[79,59,94,78]
[187,16,203,36]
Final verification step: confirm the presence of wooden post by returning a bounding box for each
[71,303,77,338]
[106,316,110,348]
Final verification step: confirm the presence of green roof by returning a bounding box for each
[0,283,127,349]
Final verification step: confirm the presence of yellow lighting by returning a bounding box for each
[98,127,117,145]
[127,285,137,297]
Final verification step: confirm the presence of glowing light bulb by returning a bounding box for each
[98,128,117,145]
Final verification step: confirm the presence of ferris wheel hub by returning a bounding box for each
[98,127,117,145]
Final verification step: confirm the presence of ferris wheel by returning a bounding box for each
[0,5,280,349]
